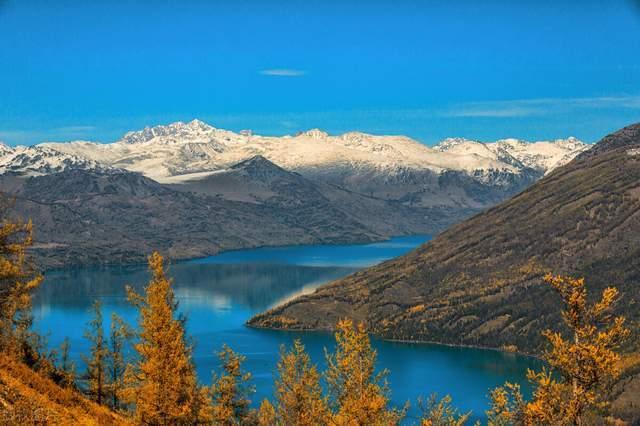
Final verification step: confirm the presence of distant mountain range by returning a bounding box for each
[0,120,590,267]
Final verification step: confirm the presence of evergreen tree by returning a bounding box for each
[273,339,328,426]
[107,312,132,410]
[210,344,255,425]
[325,319,405,426]
[123,252,208,424]
[83,299,107,405]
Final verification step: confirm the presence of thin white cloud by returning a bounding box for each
[259,69,306,77]
[443,95,640,118]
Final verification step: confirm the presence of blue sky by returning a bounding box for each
[1,0,639,145]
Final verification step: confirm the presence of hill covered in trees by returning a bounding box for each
[249,122,640,354]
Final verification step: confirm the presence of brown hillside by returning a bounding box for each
[0,355,128,425]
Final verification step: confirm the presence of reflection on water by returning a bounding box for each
[33,236,540,422]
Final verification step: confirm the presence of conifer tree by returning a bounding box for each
[123,252,208,424]
[0,200,42,358]
[257,399,276,426]
[488,274,629,425]
[83,299,107,405]
[273,339,329,426]
[107,312,132,410]
[59,336,76,388]
[325,319,405,426]
[418,394,469,426]
[210,344,256,425]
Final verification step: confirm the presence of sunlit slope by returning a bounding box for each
[0,355,128,425]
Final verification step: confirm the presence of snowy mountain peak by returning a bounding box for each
[119,119,218,145]
[0,142,14,156]
[433,138,482,152]
[0,145,113,176]
[298,129,329,139]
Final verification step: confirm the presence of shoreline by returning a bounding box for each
[35,232,415,273]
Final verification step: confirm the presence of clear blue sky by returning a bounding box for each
[1,0,639,145]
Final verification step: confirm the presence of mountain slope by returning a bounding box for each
[36,120,588,213]
[0,166,381,269]
[249,123,640,356]
[169,155,459,236]
[0,354,127,425]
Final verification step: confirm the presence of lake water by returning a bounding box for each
[33,236,539,422]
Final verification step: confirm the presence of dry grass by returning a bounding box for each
[0,354,129,425]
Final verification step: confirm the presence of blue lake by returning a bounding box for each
[33,235,539,422]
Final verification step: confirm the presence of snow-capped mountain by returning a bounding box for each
[32,119,589,184]
[433,136,590,175]
[0,144,113,176]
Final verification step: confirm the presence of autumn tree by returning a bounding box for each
[419,394,469,426]
[124,252,209,424]
[107,312,132,410]
[325,318,405,426]
[257,399,276,426]
[486,382,525,426]
[58,336,76,388]
[489,274,629,425]
[83,299,107,405]
[271,339,329,425]
[0,200,43,359]
[210,344,256,425]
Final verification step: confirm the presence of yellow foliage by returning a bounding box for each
[210,344,255,425]
[419,394,470,426]
[0,208,43,358]
[123,252,209,424]
[272,339,329,425]
[257,399,276,426]
[489,274,629,425]
[326,319,405,425]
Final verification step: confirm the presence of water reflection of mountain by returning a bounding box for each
[34,262,357,312]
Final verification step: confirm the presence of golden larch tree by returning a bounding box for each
[210,344,256,425]
[107,312,132,410]
[325,318,405,426]
[58,336,76,388]
[124,251,209,424]
[489,274,629,425]
[418,394,469,426]
[257,399,277,426]
[83,299,108,405]
[272,339,329,425]
[0,201,42,359]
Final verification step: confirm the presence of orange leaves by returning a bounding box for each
[0,208,43,358]
[273,339,328,426]
[210,344,255,425]
[124,252,207,424]
[490,274,630,425]
[325,319,405,426]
